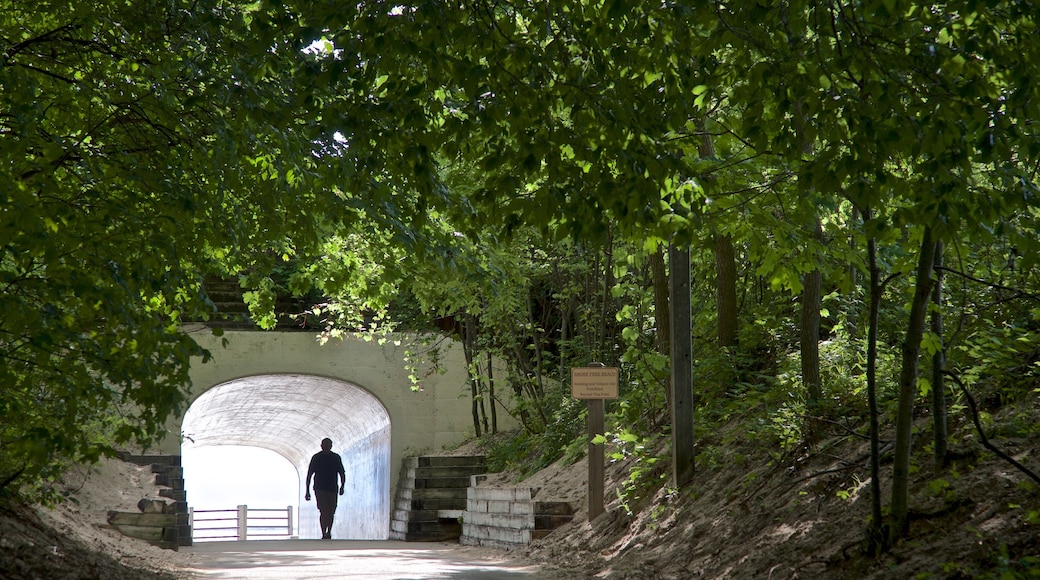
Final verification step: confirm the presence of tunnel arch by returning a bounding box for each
[181,373,391,539]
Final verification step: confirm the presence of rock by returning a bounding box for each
[137,497,175,514]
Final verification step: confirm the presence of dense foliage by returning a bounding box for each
[0,0,355,499]
[3,0,1040,561]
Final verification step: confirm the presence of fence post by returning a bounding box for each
[286,505,293,537]
[237,505,248,541]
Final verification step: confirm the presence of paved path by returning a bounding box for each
[182,539,548,579]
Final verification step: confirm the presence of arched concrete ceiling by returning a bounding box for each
[181,374,390,471]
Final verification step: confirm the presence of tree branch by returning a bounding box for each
[936,266,1040,302]
[944,371,1040,486]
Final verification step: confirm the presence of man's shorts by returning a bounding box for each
[315,489,338,514]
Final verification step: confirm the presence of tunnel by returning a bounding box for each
[180,373,391,540]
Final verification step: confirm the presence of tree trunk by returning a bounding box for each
[890,227,937,542]
[715,234,738,348]
[697,118,738,350]
[463,314,482,437]
[669,242,695,487]
[931,240,947,469]
[794,99,822,421]
[598,230,616,363]
[865,207,885,555]
[526,293,546,399]
[801,218,824,410]
[651,246,672,410]
[487,350,497,434]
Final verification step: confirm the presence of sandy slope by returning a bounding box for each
[0,458,194,579]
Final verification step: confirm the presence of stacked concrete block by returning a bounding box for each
[461,486,536,548]
[460,484,575,549]
[390,455,487,541]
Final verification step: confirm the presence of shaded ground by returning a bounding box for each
[184,539,546,579]
[2,400,1038,579]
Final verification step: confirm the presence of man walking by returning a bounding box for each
[304,437,346,539]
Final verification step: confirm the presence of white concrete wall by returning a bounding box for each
[162,329,516,539]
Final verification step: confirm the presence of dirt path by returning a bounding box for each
[182,539,549,579]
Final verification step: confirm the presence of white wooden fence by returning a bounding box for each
[189,505,294,541]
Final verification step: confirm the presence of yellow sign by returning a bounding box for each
[571,367,619,400]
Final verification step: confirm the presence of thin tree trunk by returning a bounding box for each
[865,207,885,555]
[669,242,695,487]
[559,276,571,380]
[479,384,489,436]
[487,350,497,434]
[463,314,482,437]
[801,218,824,409]
[527,293,546,398]
[651,246,672,410]
[932,240,947,469]
[849,206,860,292]
[695,117,737,350]
[846,205,861,339]
[795,101,823,417]
[598,231,615,362]
[890,227,937,542]
[700,135,738,350]
[715,234,738,348]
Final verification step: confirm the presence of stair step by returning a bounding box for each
[391,518,462,534]
[397,487,468,501]
[392,508,439,522]
[405,466,488,479]
[411,476,473,489]
[392,509,462,523]
[396,497,467,511]
[402,456,486,469]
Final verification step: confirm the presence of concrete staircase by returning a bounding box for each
[390,455,487,541]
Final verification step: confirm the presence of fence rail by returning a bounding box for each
[190,505,294,541]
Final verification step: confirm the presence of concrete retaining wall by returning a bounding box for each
[460,483,575,549]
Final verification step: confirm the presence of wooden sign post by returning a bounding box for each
[571,366,619,521]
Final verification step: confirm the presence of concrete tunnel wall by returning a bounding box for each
[331,427,392,539]
[180,374,392,539]
[162,328,513,540]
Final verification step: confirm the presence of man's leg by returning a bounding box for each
[326,491,339,537]
[315,490,337,539]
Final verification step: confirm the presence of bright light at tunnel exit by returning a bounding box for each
[182,445,300,528]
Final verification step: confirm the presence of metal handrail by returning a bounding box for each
[190,505,295,541]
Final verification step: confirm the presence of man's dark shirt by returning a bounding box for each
[307,450,345,491]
